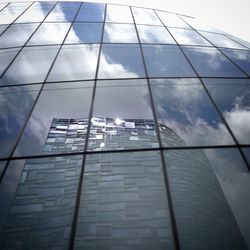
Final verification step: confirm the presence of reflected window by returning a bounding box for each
[182,46,247,77]
[89,79,159,150]
[106,4,133,23]
[0,46,59,85]
[169,28,211,46]
[142,45,195,77]
[132,7,161,25]
[14,81,94,156]
[137,25,176,44]
[204,78,250,144]
[0,23,39,49]
[27,23,71,46]
[65,23,102,43]
[103,24,138,43]
[76,3,105,22]
[0,85,41,158]
[150,78,234,146]
[98,44,145,79]
[48,44,99,82]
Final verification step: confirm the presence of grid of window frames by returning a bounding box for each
[0,1,249,250]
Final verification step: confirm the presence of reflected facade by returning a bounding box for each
[0,2,249,250]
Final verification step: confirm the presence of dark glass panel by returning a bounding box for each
[106,4,133,23]
[0,84,41,158]
[132,7,161,25]
[76,3,105,22]
[150,78,234,146]
[89,79,159,150]
[142,45,195,77]
[75,151,175,249]
[98,44,145,79]
[204,78,250,144]
[14,81,94,156]
[0,161,6,177]
[182,46,246,77]
[242,148,250,166]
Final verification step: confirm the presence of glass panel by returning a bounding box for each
[227,35,250,49]
[200,31,246,49]
[89,79,159,151]
[0,3,8,11]
[0,23,39,49]
[142,45,195,77]
[0,25,7,35]
[137,25,176,44]
[27,23,71,46]
[164,149,248,249]
[103,23,138,43]
[168,28,211,46]
[132,7,161,25]
[65,23,102,44]
[182,46,246,77]
[15,2,55,23]
[0,45,59,85]
[0,85,41,158]
[0,155,83,249]
[220,49,250,76]
[106,4,133,23]
[0,161,6,177]
[14,81,94,157]
[98,44,145,79]
[75,151,175,249]
[155,11,190,28]
[204,78,250,144]
[47,44,99,82]
[76,3,105,22]
[150,78,234,146]
[242,148,250,165]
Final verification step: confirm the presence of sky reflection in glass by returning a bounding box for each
[132,7,161,25]
[106,4,133,23]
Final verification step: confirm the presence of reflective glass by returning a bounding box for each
[169,28,211,46]
[0,85,41,158]
[65,23,102,43]
[0,161,6,177]
[27,22,71,46]
[75,151,174,249]
[0,23,39,49]
[0,25,7,34]
[227,35,250,49]
[220,49,250,76]
[103,23,138,43]
[106,4,133,23]
[137,25,176,44]
[200,31,246,49]
[164,149,249,249]
[132,7,161,25]
[76,3,105,22]
[150,78,234,146]
[89,79,159,150]
[0,46,59,85]
[142,45,196,77]
[0,3,8,11]
[98,44,145,78]
[242,148,250,165]
[0,155,83,249]
[182,46,246,77]
[14,81,94,156]
[204,78,250,144]
[47,44,99,82]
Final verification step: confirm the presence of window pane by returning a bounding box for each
[150,78,234,146]
[65,23,102,43]
[137,25,176,44]
[47,44,99,82]
[14,81,94,157]
[0,161,6,177]
[168,28,211,46]
[242,148,250,165]
[0,23,39,49]
[0,46,59,85]
[0,85,41,158]
[182,46,246,77]
[27,23,71,46]
[75,151,175,249]
[164,149,248,249]
[76,3,105,22]
[0,25,8,34]
[227,35,250,49]
[132,7,161,25]
[106,4,133,23]
[0,155,83,249]
[204,78,250,144]
[103,23,138,43]
[98,44,145,79]
[89,79,159,151]
[142,45,195,77]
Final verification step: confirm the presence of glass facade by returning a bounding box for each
[0,2,249,250]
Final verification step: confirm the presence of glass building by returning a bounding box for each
[0,1,249,249]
